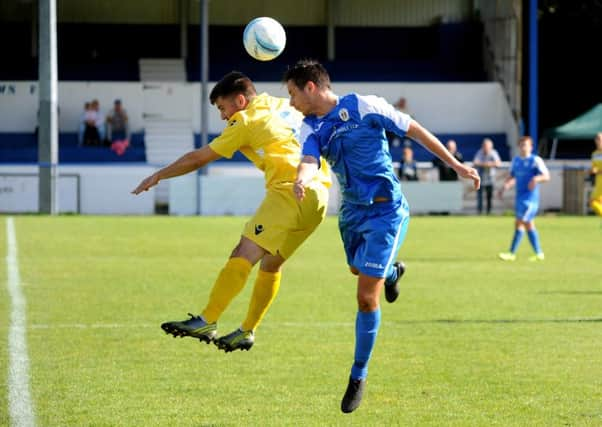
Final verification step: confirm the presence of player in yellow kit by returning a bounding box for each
[590,133,602,217]
[132,71,330,352]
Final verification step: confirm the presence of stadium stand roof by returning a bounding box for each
[544,103,602,159]
[544,103,602,139]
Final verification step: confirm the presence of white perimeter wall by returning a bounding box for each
[0,164,155,214]
[0,161,590,215]
[0,81,517,146]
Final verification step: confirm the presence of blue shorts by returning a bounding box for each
[339,196,410,278]
[515,199,539,222]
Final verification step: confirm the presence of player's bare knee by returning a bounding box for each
[260,253,285,272]
[357,296,379,312]
[230,237,265,265]
[356,289,379,311]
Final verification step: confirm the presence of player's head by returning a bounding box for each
[518,136,533,156]
[446,139,457,153]
[210,71,257,120]
[283,59,331,115]
[595,132,602,150]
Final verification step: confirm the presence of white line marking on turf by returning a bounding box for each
[6,217,36,427]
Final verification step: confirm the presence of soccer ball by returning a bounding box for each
[243,17,286,61]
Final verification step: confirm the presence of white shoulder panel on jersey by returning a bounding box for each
[355,94,411,132]
[299,121,314,147]
[534,156,549,175]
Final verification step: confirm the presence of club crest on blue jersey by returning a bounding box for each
[339,108,350,121]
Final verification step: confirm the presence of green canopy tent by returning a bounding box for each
[544,103,602,159]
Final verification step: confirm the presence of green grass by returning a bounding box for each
[1,215,602,426]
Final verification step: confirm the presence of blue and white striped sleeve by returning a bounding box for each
[356,94,412,137]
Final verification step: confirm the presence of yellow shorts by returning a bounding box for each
[242,183,329,259]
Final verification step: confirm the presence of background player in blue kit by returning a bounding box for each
[283,59,481,413]
[498,136,550,261]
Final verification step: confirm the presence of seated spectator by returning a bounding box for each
[91,99,107,144]
[79,101,101,146]
[106,99,130,156]
[433,139,464,181]
[398,145,419,181]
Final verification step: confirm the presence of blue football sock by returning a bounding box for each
[527,229,542,254]
[351,309,381,380]
[510,229,525,253]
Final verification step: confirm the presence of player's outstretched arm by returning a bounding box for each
[406,120,480,190]
[294,155,319,200]
[132,145,221,194]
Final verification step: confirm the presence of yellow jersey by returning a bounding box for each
[209,93,331,189]
[592,149,602,189]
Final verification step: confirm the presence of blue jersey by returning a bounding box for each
[510,154,549,203]
[300,93,412,205]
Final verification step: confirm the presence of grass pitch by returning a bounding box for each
[1,215,601,426]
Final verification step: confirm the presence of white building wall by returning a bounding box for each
[0,80,516,139]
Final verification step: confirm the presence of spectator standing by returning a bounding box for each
[433,139,463,181]
[473,138,501,214]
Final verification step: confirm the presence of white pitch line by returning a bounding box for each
[6,217,36,427]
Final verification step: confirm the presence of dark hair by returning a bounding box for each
[209,71,256,104]
[282,59,331,90]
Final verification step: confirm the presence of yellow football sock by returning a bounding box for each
[592,199,602,217]
[241,269,281,332]
[201,257,252,323]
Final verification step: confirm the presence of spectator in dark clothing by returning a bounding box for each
[433,139,463,181]
[106,99,130,142]
[398,146,419,181]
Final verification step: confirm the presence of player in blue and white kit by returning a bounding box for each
[498,136,550,261]
[283,60,481,413]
